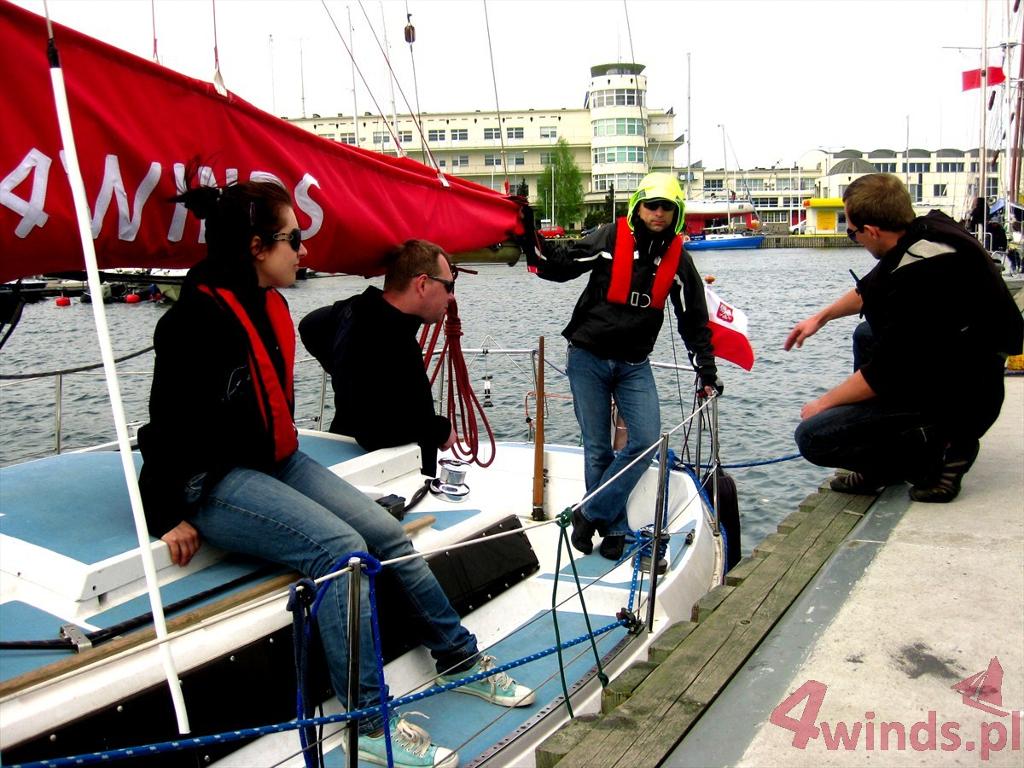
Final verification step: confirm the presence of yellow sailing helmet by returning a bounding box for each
[627,172,687,235]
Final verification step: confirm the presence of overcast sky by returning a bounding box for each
[13,0,1021,170]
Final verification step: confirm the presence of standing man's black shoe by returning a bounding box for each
[598,534,626,561]
[571,509,596,555]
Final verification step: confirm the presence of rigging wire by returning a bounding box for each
[355,0,446,177]
[210,0,226,96]
[622,0,649,157]
[404,3,427,164]
[482,0,510,190]
[149,0,158,63]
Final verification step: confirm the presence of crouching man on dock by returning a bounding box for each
[786,173,1023,502]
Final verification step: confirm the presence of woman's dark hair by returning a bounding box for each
[173,171,294,281]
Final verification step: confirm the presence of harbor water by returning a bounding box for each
[0,247,878,553]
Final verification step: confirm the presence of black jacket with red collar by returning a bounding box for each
[529,215,717,381]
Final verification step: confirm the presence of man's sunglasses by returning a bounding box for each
[271,228,302,253]
[846,225,865,242]
[424,274,456,293]
[641,200,676,212]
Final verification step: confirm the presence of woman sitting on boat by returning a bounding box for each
[137,176,533,768]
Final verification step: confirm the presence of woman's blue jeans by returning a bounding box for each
[191,450,477,731]
[566,345,660,536]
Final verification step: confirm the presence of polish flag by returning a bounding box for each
[962,67,1006,90]
[704,286,755,371]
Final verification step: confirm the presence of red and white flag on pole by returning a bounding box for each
[704,286,755,371]
[962,66,1006,91]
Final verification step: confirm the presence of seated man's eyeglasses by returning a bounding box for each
[423,274,456,293]
[847,225,865,242]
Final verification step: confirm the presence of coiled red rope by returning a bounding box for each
[421,297,496,467]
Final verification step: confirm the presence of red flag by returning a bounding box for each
[0,3,521,283]
[704,286,755,371]
[962,67,1006,91]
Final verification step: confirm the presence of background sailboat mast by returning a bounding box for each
[978,0,989,238]
[686,52,692,198]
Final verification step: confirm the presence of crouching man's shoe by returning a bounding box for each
[438,654,536,707]
[829,471,890,495]
[909,439,980,503]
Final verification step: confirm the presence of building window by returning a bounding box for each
[372,132,390,144]
[592,117,645,137]
[398,131,413,143]
[509,152,525,166]
[428,129,445,142]
[506,127,524,139]
[903,162,930,173]
[735,178,764,192]
[452,155,469,168]
[750,197,776,208]
[590,88,644,108]
[873,162,896,173]
[540,152,554,165]
[540,126,558,139]
[704,179,724,190]
[338,133,356,145]
[908,184,923,202]
[763,211,789,223]
[937,162,964,173]
[986,177,998,197]
[484,154,501,166]
[933,184,948,197]
[483,127,500,140]
[593,146,646,164]
[451,129,468,141]
[592,172,644,192]
[438,159,446,168]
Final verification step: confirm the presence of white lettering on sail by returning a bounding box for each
[167,162,188,242]
[249,171,286,188]
[89,155,161,241]
[1,148,51,238]
[295,174,323,239]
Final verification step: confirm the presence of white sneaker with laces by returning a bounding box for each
[437,654,536,707]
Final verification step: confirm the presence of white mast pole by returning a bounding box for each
[979,0,990,241]
[41,6,190,735]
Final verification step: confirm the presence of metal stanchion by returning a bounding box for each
[317,368,328,428]
[345,557,362,768]
[646,433,671,633]
[54,373,63,454]
[711,395,721,536]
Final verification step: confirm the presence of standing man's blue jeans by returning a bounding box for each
[566,345,660,536]
[191,450,477,732]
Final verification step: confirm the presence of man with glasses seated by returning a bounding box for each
[300,239,458,477]
[785,173,1023,503]
[517,172,721,561]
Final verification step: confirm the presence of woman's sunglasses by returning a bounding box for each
[271,228,302,253]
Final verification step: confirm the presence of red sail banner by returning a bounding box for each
[961,66,1007,91]
[0,2,522,284]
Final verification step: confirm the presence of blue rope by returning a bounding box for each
[700,452,802,469]
[8,618,628,768]
[309,552,392,768]
[287,577,319,768]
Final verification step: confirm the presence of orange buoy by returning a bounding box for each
[55,295,71,307]
[704,275,716,284]
[124,293,141,304]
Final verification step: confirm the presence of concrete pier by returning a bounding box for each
[537,375,1023,767]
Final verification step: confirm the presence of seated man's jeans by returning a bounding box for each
[566,345,660,536]
[795,321,944,482]
[192,450,477,733]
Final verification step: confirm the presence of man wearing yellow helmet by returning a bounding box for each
[518,172,720,560]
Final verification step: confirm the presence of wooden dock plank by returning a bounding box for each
[549,489,873,767]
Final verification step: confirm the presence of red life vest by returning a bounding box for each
[198,285,298,462]
[606,216,682,310]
